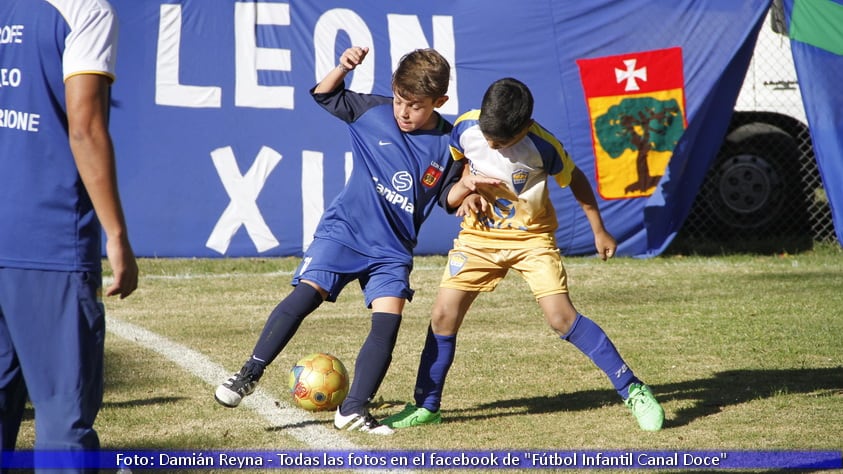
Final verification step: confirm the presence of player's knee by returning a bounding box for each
[546,310,577,336]
[430,306,460,335]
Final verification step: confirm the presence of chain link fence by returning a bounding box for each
[670,6,835,254]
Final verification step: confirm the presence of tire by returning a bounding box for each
[697,122,808,237]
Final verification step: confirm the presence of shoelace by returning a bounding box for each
[362,413,382,427]
[228,373,255,392]
[626,388,647,408]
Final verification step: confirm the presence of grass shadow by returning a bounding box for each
[664,234,815,256]
[658,367,843,428]
[103,396,188,409]
[447,367,843,427]
[265,419,331,432]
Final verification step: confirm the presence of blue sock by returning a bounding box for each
[249,284,323,376]
[340,312,402,415]
[414,326,456,412]
[562,313,639,399]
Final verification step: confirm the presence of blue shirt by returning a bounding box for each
[0,0,118,272]
[310,86,454,265]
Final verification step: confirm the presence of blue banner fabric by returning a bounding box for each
[785,0,843,244]
[104,1,771,257]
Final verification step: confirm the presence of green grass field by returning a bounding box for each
[13,246,843,472]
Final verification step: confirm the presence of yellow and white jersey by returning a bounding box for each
[449,110,576,249]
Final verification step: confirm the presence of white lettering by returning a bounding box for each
[151,5,459,111]
[234,2,293,108]
[0,68,22,87]
[0,108,40,132]
[218,453,264,467]
[0,25,24,44]
[313,9,375,92]
[301,150,352,252]
[159,453,213,467]
[206,146,282,254]
[301,150,324,251]
[387,14,457,115]
[155,5,222,107]
[375,179,414,213]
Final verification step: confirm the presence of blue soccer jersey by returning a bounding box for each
[0,0,118,272]
[310,86,454,265]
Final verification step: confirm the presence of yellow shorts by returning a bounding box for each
[440,239,568,299]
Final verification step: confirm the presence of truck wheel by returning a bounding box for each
[698,123,807,236]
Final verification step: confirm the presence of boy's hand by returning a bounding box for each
[456,193,490,218]
[460,174,501,192]
[446,172,502,213]
[339,46,369,71]
[594,229,617,261]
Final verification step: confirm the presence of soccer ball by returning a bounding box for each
[289,353,349,411]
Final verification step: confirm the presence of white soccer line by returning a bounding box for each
[107,315,414,473]
[106,317,358,450]
[136,271,293,280]
[136,266,443,282]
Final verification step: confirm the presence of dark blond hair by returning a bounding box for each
[392,49,450,100]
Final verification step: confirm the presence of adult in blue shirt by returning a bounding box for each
[0,0,138,468]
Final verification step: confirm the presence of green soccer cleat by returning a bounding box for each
[625,383,665,432]
[383,403,442,429]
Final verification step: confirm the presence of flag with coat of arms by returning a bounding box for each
[577,47,687,200]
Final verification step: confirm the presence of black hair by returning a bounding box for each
[478,77,534,141]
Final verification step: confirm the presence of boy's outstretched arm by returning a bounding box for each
[568,167,617,260]
[313,46,369,94]
[445,165,501,212]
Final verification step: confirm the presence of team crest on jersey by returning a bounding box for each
[422,162,444,188]
[511,169,529,195]
[448,252,468,276]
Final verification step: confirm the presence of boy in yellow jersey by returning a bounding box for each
[385,78,664,432]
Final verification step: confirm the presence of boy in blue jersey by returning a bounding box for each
[384,78,665,432]
[215,47,495,434]
[0,0,138,468]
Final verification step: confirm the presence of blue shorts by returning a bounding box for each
[291,238,414,307]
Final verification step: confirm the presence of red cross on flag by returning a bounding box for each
[577,47,687,199]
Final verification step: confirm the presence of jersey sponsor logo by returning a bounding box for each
[378,140,392,146]
[374,176,415,214]
[422,161,444,188]
[391,171,413,192]
[577,47,686,199]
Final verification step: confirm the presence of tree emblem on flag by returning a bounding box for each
[577,47,687,199]
[595,97,684,194]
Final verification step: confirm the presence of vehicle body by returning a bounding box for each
[684,7,833,245]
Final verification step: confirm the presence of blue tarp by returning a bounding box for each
[785,0,843,244]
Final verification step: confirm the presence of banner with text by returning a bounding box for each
[107,0,771,257]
